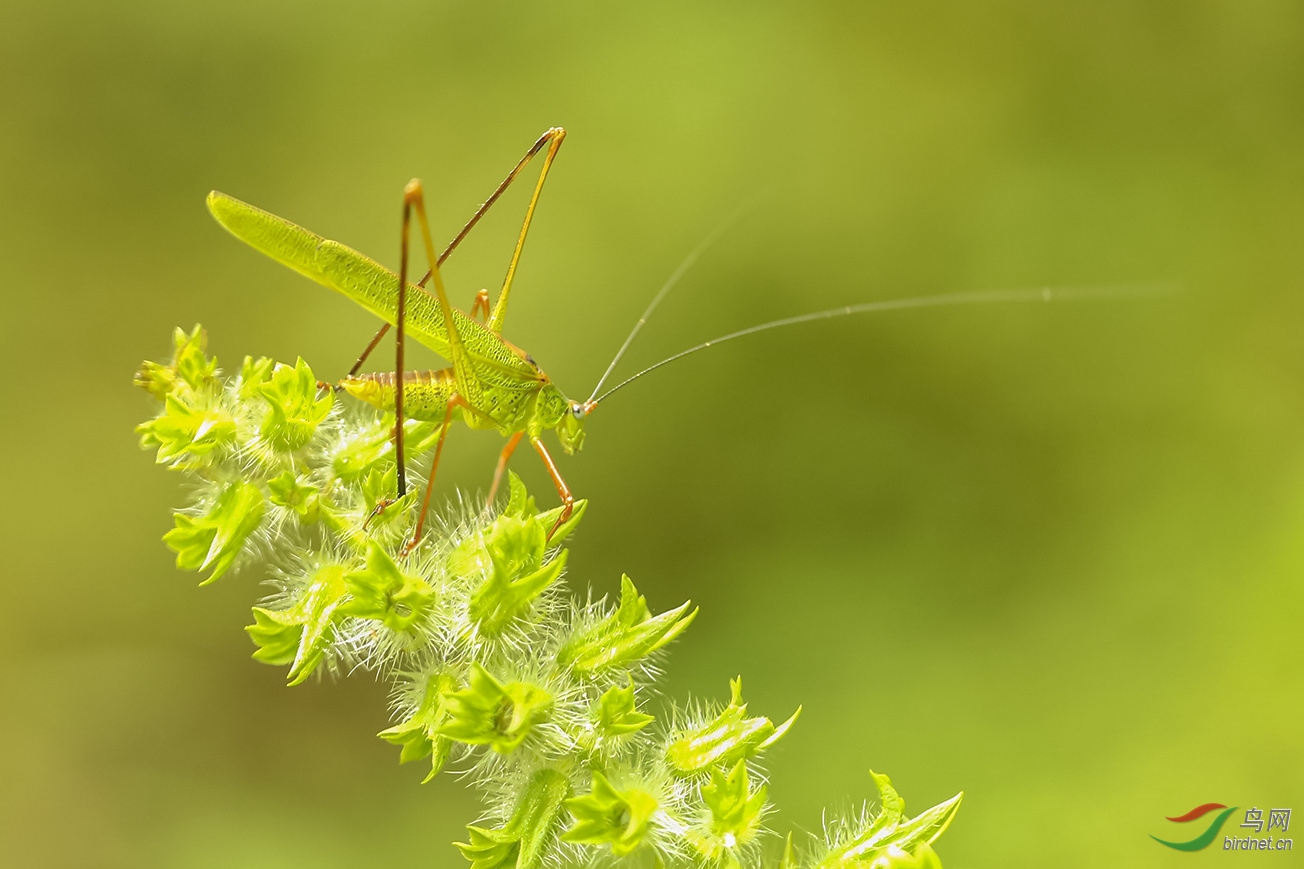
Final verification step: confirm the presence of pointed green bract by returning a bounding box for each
[816,772,962,869]
[562,770,659,856]
[256,358,333,451]
[557,574,697,675]
[246,564,350,685]
[378,671,458,782]
[666,677,801,776]
[455,768,570,869]
[266,471,321,522]
[136,393,236,469]
[595,678,655,737]
[689,759,768,864]
[438,663,553,754]
[341,539,436,634]
[163,481,264,583]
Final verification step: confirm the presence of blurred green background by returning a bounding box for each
[2,1,1302,866]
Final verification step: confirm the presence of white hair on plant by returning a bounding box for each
[134,326,964,869]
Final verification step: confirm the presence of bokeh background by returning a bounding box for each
[2,2,1302,866]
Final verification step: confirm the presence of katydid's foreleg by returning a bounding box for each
[531,436,575,538]
[487,432,525,507]
[471,289,491,322]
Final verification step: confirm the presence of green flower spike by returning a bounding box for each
[816,772,961,869]
[378,671,458,781]
[246,563,350,685]
[562,770,659,856]
[456,768,570,869]
[595,678,655,737]
[163,481,264,583]
[256,358,333,451]
[340,539,436,634]
[465,482,569,634]
[557,575,697,676]
[689,759,767,865]
[439,663,554,754]
[666,677,800,776]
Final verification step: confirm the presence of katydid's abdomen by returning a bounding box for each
[341,370,462,423]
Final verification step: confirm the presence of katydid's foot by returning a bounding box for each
[547,498,574,540]
[364,498,398,530]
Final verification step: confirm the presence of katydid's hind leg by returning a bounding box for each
[343,127,566,373]
[347,323,391,378]
[402,397,461,556]
[531,436,575,538]
[368,178,425,515]
[471,289,491,323]
[488,128,566,331]
[487,432,525,507]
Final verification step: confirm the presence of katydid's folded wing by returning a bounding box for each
[205,191,539,386]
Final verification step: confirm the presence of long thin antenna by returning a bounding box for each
[591,283,1174,405]
[585,193,769,404]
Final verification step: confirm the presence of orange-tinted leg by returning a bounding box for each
[402,397,461,556]
[471,289,491,322]
[531,436,575,538]
[347,127,567,374]
[487,431,525,507]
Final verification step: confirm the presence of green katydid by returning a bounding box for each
[207,126,1158,554]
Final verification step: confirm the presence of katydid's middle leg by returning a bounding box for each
[401,396,461,556]
[487,431,525,507]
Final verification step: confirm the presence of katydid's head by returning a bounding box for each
[538,383,593,455]
[557,398,596,455]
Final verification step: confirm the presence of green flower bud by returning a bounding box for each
[135,325,218,400]
[556,575,697,676]
[666,678,800,776]
[456,768,570,869]
[246,563,349,685]
[816,772,961,869]
[256,358,333,451]
[378,671,458,782]
[267,471,321,523]
[136,393,236,469]
[595,678,655,737]
[689,759,767,863]
[237,354,276,399]
[462,506,566,634]
[439,663,553,754]
[340,540,436,634]
[562,770,659,856]
[163,481,264,583]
